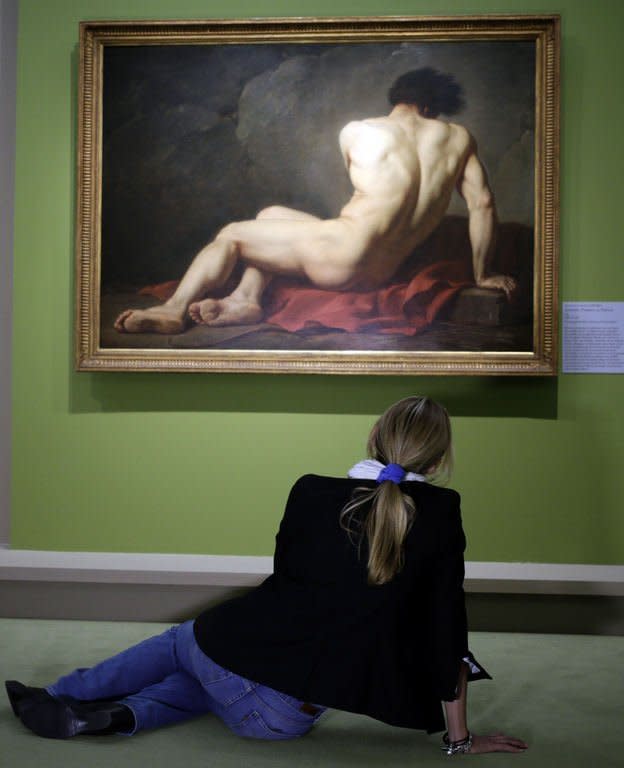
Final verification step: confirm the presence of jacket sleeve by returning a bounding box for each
[272,477,303,576]
[429,493,491,701]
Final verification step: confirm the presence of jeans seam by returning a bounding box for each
[219,681,255,707]
[259,697,311,723]
[232,709,306,740]
[169,625,180,674]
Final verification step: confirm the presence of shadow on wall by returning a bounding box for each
[69,372,558,419]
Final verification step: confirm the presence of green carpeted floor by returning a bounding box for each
[1,620,623,767]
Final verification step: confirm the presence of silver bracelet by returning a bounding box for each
[441,731,473,756]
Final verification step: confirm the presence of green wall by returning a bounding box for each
[10,0,624,564]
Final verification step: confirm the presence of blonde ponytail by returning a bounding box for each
[341,396,452,586]
[340,482,416,585]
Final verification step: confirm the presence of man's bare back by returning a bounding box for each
[115,71,516,334]
[335,109,476,286]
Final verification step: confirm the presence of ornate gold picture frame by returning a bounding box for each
[75,15,559,374]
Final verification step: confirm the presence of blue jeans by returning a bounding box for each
[47,620,325,739]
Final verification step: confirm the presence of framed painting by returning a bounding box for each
[75,15,559,374]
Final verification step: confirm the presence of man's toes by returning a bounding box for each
[198,302,220,324]
[189,302,215,325]
[114,310,132,332]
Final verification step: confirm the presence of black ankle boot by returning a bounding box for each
[5,681,49,718]
[59,698,136,736]
[6,681,135,739]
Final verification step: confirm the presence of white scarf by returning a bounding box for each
[347,459,426,483]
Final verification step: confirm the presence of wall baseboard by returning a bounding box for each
[1,549,623,633]
[1,549,623,594]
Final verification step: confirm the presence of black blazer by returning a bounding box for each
[194,474,489,733]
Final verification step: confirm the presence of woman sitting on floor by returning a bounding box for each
[5,396,527,756]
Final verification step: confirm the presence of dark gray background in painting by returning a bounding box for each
[101,41,535,289]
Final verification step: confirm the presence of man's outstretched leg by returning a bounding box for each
[114,230,239,334]
[188,207,320,328]
[116,205,324,333]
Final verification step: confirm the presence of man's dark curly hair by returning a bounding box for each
[388,68,465,118]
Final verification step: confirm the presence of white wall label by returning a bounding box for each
[562,302,624,373]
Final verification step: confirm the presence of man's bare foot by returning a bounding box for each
[188,297,264,327]
[114,305,186,334]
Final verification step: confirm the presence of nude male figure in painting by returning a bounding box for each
[115,68,517,334]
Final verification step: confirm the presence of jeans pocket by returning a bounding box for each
[191,648,255,707]
[229,710,304,741]
[202,670,254,707]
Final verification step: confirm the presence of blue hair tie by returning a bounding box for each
[376,463,406,485]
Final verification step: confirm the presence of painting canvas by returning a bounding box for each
[75,16,559,374]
